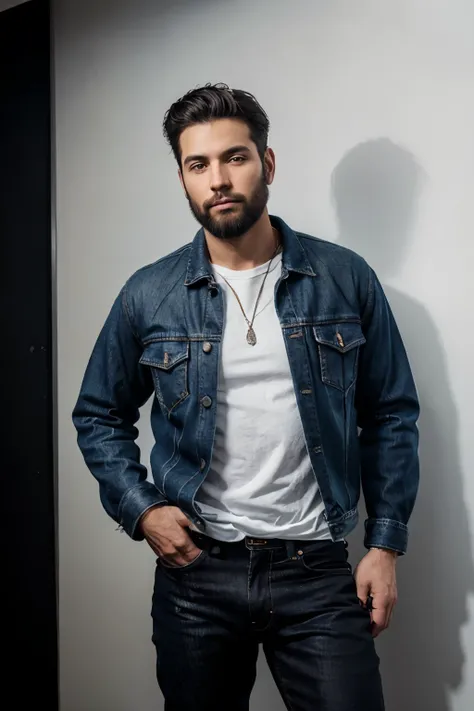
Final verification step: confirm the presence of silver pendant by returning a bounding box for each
[246,326,257,346]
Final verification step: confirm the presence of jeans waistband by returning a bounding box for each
[190,531,343,558]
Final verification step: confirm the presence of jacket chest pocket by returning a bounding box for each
[313,323,366,393]
[139,341,190,415]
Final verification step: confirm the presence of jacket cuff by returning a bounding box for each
[364,517,408,555]
[118,482,168,541]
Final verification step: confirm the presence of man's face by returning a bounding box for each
[178,119,274,239]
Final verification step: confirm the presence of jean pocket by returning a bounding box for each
[159,549,208,573]
[140,340,190,415]
[299,541,352,575]
[313,322,366,393]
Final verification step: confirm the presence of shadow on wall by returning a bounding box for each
[331,139,474,711]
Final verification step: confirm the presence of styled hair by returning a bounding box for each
[163,82,270,167]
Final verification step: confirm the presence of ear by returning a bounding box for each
[178,168,186,194]
[264,147,276,186]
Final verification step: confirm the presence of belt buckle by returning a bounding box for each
[247,537,268,546]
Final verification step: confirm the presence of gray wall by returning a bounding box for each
[0,0,29,12]
[55,1,474,709]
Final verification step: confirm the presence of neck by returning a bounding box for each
[205,212,278,271]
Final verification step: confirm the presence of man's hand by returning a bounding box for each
[354,548,398,637]
[139,506,202,567]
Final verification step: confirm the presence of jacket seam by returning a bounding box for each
[121,286,142,344]
[361,266,375,329]
[368,517,408,531]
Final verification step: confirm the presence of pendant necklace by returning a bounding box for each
[218,230,281,346]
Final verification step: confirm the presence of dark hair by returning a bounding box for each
[162,83,270,167]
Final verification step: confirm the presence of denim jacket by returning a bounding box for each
[72,215,420,554]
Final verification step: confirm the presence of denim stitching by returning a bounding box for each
[267,652,297,711]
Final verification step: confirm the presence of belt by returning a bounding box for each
[190,530,341,558]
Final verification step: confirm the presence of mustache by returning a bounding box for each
[204,194,246,210]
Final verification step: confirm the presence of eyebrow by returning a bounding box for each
[183,145,251,167]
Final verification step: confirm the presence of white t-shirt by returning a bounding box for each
[195,252,331,542]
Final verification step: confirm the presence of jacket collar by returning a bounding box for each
[184,214,316,286]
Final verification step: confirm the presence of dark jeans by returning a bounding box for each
[151,534,385,711]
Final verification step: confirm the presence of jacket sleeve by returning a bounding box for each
[72,287,168,540]
[355,268,420,554]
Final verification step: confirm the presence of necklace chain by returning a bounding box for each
[217,229,281,346]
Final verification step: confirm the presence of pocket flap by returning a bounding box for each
[139,341,189,370]
[313,323,366,353]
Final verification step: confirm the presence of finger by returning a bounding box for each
[163,556,187,568]
[371,601,390,637]
[175,536,200,556]
[160,538,201,562]
[175,539,201,559]
[162,548,202,568]
[386,598,397,628]
[181,544,202,563]
[382,593,397,629]
[356,580,371,607]
[156,534,199,564]
[158,549,188,567]
[175,510,193,527]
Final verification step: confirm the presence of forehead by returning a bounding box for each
[179,119,255,159]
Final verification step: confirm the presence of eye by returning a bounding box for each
[229,156,245,164]
[190,163,206,172]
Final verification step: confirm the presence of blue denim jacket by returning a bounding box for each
[73,215,420,554]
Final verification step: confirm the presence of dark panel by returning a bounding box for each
[0,1,57,707]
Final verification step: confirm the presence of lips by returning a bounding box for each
[211,199,240,208]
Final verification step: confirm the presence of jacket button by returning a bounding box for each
[203,341,212,353]
[200,458,206,471]
[201,395,212,408]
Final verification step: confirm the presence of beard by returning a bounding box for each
[185,171,269,240]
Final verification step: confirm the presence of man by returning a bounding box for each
[73,83,419,710]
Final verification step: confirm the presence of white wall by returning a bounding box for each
[55,1,474,709]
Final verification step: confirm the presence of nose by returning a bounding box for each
[209,163,231,193]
